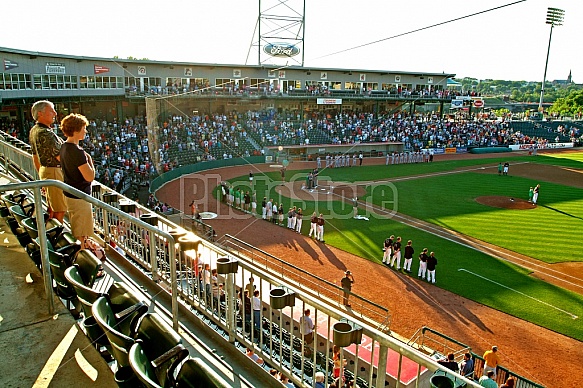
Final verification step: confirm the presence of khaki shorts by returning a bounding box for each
[39,166,67,212]
[65,196,94,239]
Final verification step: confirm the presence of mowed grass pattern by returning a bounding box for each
[368,172,583,264]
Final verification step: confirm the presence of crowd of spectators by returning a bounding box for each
[2,105,582,193]
[218,109,581,150]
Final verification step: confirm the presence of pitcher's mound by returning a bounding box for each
[476,196,535,210]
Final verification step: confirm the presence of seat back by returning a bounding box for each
[106,283,146,335]
[64,265,101,318]
[73,249,101,287]
[128,342,163,388]
[134,313,184,387]
[47,249,77,302]
[22,217,64,244]
[173,358,231,388]
[9,204,33,225]
[52,232,81,258]
[22,217,40,239]
[92,296,136,369]
[1,192,28,208]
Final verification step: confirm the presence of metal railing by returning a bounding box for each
[408,327,545,388]
[219,234,391,331]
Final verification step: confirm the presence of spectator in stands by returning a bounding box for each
[332,345,346,379]
[29,100,67,222]
[212,282,225,304]
[202,264,212,299]
[240,290,252,331]
[59,113,96,248]
[478,370,497,388]
[269,369,278,378]
[279,373,294,388]
[245,347,264,365]
[460,352,475,378]
[245,277,255,296]
[299,308,314,345]
[482,346,500,378]
[314,371,325,388]
[438,353,460,373]
[252,290,261,331]
[500,377,515,388]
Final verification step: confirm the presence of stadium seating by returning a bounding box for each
[172,357,231,388]
[47,247,80,314]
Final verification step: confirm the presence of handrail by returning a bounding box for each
[0,179,180,330]
[220,233,391,330]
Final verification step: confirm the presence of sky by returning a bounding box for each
[3,0,580,83]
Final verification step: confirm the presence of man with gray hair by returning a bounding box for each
[29,100,66,222]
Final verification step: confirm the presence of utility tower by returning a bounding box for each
[246,0,305,67]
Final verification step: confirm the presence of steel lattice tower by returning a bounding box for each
[246,0,305,67]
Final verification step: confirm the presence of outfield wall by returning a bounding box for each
[150,156,265,194]
[509,142,574,151]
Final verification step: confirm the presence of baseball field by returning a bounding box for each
[156,149,583,386]
[223,152,583,341]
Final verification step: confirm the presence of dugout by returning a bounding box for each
[266,142,403,161]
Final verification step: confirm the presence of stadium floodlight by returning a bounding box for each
[539,7,565,112]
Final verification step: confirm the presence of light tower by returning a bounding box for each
[246,0,305,67]
[538,7,565,112]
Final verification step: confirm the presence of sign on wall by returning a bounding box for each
[94,65,110,74]
[46,62,65,74]
[317,98,342,105]
[3,59,18,70]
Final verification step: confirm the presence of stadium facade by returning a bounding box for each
[0,46,454,129]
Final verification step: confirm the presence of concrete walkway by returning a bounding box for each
[0,216,116,387]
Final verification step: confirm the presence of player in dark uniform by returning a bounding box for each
[382,235,394,265]
[403,240,415,273]
[427,252,438,283]
[418,248,429,280]
[391,236,402,270]
[316,214,325,242]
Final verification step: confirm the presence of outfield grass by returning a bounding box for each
[367,173,583,264]
[224,152,583,341]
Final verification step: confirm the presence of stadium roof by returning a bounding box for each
[0,46,456,78]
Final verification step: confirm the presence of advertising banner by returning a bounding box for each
[317,98,342,105]
[94,65,110,74]
[46,62,65,74]
[3,59,18,70]
[509,143,573,151]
